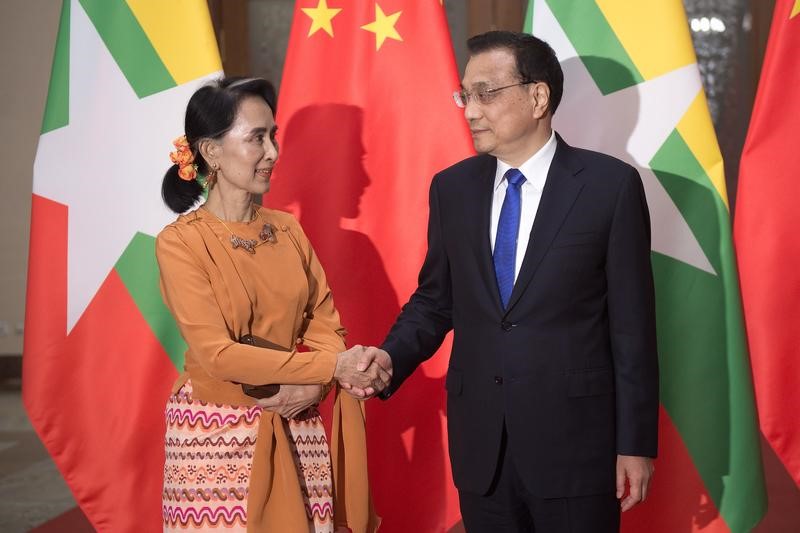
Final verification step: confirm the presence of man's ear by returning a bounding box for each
[530,82,551,119]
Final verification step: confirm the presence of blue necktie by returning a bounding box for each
[494,168,526,309]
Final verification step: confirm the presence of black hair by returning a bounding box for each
[466,31,564,114]
[161,77,277,213]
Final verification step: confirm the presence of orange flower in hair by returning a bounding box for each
[177,164,197,181]
[169,135,197,181]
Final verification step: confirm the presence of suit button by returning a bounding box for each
[501,321,513,331]
[494,376,503,385]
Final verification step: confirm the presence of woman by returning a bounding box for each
[157,77,381,532]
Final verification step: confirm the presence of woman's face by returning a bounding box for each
[213,96,278,195]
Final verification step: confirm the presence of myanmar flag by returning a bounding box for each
[23,0,221,530]
[735,0,800,490]
[526,1,766,532]
[268,1,473,531]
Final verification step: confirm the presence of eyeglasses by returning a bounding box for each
[453,81,536,108]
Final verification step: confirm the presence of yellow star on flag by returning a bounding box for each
[301,0,342,37]
[792,0,800,19]
[361,3,403,50]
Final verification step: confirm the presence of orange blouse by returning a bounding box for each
[156,205,379,532]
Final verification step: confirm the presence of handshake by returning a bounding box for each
[333,345,393,399]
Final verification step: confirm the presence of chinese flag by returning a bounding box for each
[735,0,800,488]
[267,0,473,531]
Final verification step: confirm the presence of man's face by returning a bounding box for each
[461,49,543,165]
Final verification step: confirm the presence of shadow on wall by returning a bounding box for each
[268,103,450,532]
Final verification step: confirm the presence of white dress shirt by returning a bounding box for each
[490,131,557,282]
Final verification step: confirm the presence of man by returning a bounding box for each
[351,31,658,532]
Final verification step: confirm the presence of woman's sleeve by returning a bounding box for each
[289,219,347,357]
[156,224,336,385]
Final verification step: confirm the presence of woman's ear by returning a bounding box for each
[197,138,219,167]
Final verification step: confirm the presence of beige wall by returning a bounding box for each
[0,1,61,355]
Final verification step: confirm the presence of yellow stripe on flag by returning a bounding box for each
[126,0,222,84]
[792,0,800,19]
[596,0,696,80]
[676,91,729,209]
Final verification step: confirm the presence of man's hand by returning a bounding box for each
[257,384,322,419]
[341,346,393,399]
[616,455,654,512]
[334,345,391,397]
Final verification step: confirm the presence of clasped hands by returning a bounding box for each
[257,345,392,419]
[333,345,393,399]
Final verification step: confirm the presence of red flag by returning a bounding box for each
[735,0,800,488]
[268,1,473,530]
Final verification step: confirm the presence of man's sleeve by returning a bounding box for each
[606,168,660,457]
[381,176,454,397]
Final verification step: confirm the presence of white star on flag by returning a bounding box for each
[33,0,221,332]
[533,1,714,275]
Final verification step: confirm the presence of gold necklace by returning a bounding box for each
[206,204,276,253]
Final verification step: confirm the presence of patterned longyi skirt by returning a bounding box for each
[162,380,334,532]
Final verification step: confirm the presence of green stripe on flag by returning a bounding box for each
[115,233,186,370]
[652,252,766,532]
[79,0,176,98]
[650,131,723,273]
[525,0,644,94]
[42,0,71,134]
[650,132,766,531]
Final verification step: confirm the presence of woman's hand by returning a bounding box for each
[257,384,322,419]
[334,345,392,396]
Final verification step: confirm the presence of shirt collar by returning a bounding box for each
[494,130,557,192]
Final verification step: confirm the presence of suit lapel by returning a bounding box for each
[471,156,504,313]
[504,136,585,315]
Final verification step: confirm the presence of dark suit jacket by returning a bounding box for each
[381,134,659,498]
